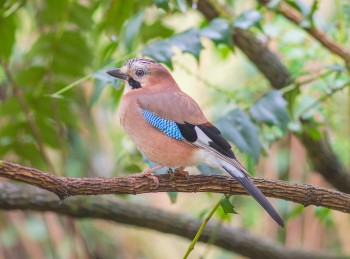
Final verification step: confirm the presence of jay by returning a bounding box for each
[107,58,284,227]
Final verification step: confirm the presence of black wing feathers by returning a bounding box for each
[197,124,235,158]
[177,122,236,159]
[177,123,197,142]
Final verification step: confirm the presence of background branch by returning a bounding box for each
[0,182,339,259]
[197,0,350,193]
[1,160,349,214]
[275,1,350,64]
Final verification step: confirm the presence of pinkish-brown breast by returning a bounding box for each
[119,91,200,167]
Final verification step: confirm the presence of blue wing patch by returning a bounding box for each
[141,109,183,140]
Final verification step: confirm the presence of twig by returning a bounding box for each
[274,1,350,64]
[0,160,350,214]
[183,195,223,259]
[299,81,350,116]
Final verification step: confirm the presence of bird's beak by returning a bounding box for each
[106,68,128,80]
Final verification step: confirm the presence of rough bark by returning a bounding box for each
[1,161,350,214]
[0,182,340,259]
[300,133,350,193]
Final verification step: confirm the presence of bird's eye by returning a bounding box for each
[135,69,144,77]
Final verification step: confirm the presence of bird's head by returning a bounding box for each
[107,58,178,91]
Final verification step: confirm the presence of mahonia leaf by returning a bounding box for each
[171,29,203,60]
[221,196,238,214]
[250,90,290,132]
[200,18,232,46]
[175,0,187,13]
[0,13,16,60]
[141,21,175,43]
[122,11,144,52]
[154,0,170,12]
[233,10,262,30]
[142,29,202,67]
[217,109,262,162]
[141,40,174,69]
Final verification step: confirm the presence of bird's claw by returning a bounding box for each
[129,169,160,189]
[168,167,190,182]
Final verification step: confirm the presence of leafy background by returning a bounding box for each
[0,0,349,258]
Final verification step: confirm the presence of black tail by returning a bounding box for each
[223,167,284,227]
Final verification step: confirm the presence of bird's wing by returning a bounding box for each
[138,91,250,175]
[138,91,207,125]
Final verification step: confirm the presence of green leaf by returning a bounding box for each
[104,0,134,35]
[38,0,69,25]
[284,85,301,117]
[0,97,21,116]
[70,2,93,31]
[141,21,175,43]
[30,31,92,80]
[315,207,333,227]
[167,192,178,203]
[250,90,290,132]
[200,18,232,46]
[220,196,238,214]
[217,109,262,162]
[287,204,304,220]
[171,29,203,60]
[0,13,16,60]
[142,40,174,68]
[285,0,308,16]
[142,28,203,66]
[154,0,170,11]
[16,66,46,89]
[233,10,262,30]
[122,11,144,52]
[175,0,187,13]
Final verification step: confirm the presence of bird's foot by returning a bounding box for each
[168,167,190,182]
[129,165,163,189]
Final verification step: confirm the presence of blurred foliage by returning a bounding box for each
[0,0,349,258]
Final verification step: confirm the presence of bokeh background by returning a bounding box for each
[0,0,349,258]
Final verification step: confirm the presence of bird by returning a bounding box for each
[107,58,284,227]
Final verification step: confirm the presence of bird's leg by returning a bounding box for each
[174,166,190,182]
[167,167,190,182]
[167,167,175,180]
[129,165,163,188]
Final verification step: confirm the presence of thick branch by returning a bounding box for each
[197,0,350,193]
[196,0,292,88]
[1,161,349,214]
[276,1,350,64]
[300,133,350,193]
[0,182,339,259]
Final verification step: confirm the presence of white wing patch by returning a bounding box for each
[194,126,211,145]
[188,126,251,177]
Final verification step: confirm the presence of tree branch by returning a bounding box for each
[196,0,293,88]
[197,0,350,193]
[300,132,350,194]
[1,160,349,214]
[0,182,340,259]
[274,1,350,64]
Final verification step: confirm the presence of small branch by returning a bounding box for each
[183,195,223,259]
[1,160,350,214]
[299,81,350,116]
[275,1,350,64]
[0,182,340,259]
